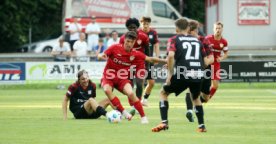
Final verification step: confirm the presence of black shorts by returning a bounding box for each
[70,104,101,119]
[201,77,211,95]
[146,64,155,80]
[201,67,211,94]
[163,75,201,99]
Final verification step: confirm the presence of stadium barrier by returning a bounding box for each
[1,61,275,84]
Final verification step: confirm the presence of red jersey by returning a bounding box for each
[205,35,228,62]
[103,44,146,79]
[119,31,149,53]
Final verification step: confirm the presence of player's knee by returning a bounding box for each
[104,89,112,95]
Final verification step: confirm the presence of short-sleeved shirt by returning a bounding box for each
[66,80,96,112]
[168,34,205,81]
[86,23,101,42]
[138,28,159,57]
[103,44,146,79]
[73,40,89,56]
[68,23,82,41]
[52,42,71,61]
[205,35,228,62]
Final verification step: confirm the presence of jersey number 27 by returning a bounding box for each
[182,42,200,60]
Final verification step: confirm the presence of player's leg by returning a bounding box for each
[142,79,155,106]
[152,77,187,132]
[135,77,144,100]
[152,88,170,132]
[210,63,220,98]
[185,91,194,122]
[102,80,126,115]
[210,80,219,99]
[83,98,107,117]
[190,82,207,132]
[122,82,148,123]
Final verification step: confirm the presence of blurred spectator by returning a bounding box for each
[86,16,101,53]
[68,18,82,51]
[102,29,111,48]
[72,33,90,62]
[95,38,106,60]
[107,30,120,48]
[51,36,71,61]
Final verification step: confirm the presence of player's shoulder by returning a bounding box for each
[221,37,228,43]
[89,80,96,89]
[138,31,148,38]
[205,34,213,39]
[69,81,79,90]
[149,28,158,33]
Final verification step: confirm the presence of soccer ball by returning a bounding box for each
[107,110,122,123]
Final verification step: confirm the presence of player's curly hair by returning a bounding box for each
[125,18,140,28]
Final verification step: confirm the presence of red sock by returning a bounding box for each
[128,97,134,106]
[133,100,145,117]
[209,87,217,98]
[111,96,124,112]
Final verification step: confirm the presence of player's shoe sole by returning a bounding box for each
[152,123,169,132]
[186,112,194,122]
[197,125,207,132]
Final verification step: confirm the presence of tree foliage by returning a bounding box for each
[0,0,63,52]
[169,0,205,23]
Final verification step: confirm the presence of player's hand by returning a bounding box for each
[217,57,223,62]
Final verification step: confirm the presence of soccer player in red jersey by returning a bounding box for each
[138,16,160,106]
[119,18,150,107]
[205,21,228,99]
[98,31,166,124]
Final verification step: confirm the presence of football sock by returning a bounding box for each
[96,106,107,116]
[195,105,204,125]
[144,93,150,99]
[110,96,124,113]
[160,100,169,122]
[136,79,143,99]
[128,97,134,106]
[209,87,217,98]
[133,100,145,117]
[185,93,193,111]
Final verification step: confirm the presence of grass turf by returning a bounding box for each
[0,83,275,144]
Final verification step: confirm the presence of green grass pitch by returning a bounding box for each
[0,83,275,144]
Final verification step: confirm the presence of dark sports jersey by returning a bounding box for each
[66,80,96,110]
[168,34,205,81]
[138,28,159,57]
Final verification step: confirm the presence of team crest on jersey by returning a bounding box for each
[130,56,135,61]
[88,90,92,95]
[149,35,153,39]
[220,43,224,48]
[137,39,142,45]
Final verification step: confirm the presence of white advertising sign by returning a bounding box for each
[26,62,105,80]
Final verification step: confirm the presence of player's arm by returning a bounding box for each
[166,51,175,85]
[154,43,160,58]
[217,51,228,62]
[204,54,214,67]
[62,95,69,120]
[145,56,167,64]
[97,53,107,60]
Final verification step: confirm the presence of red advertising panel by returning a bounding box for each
[238,0,270,25]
